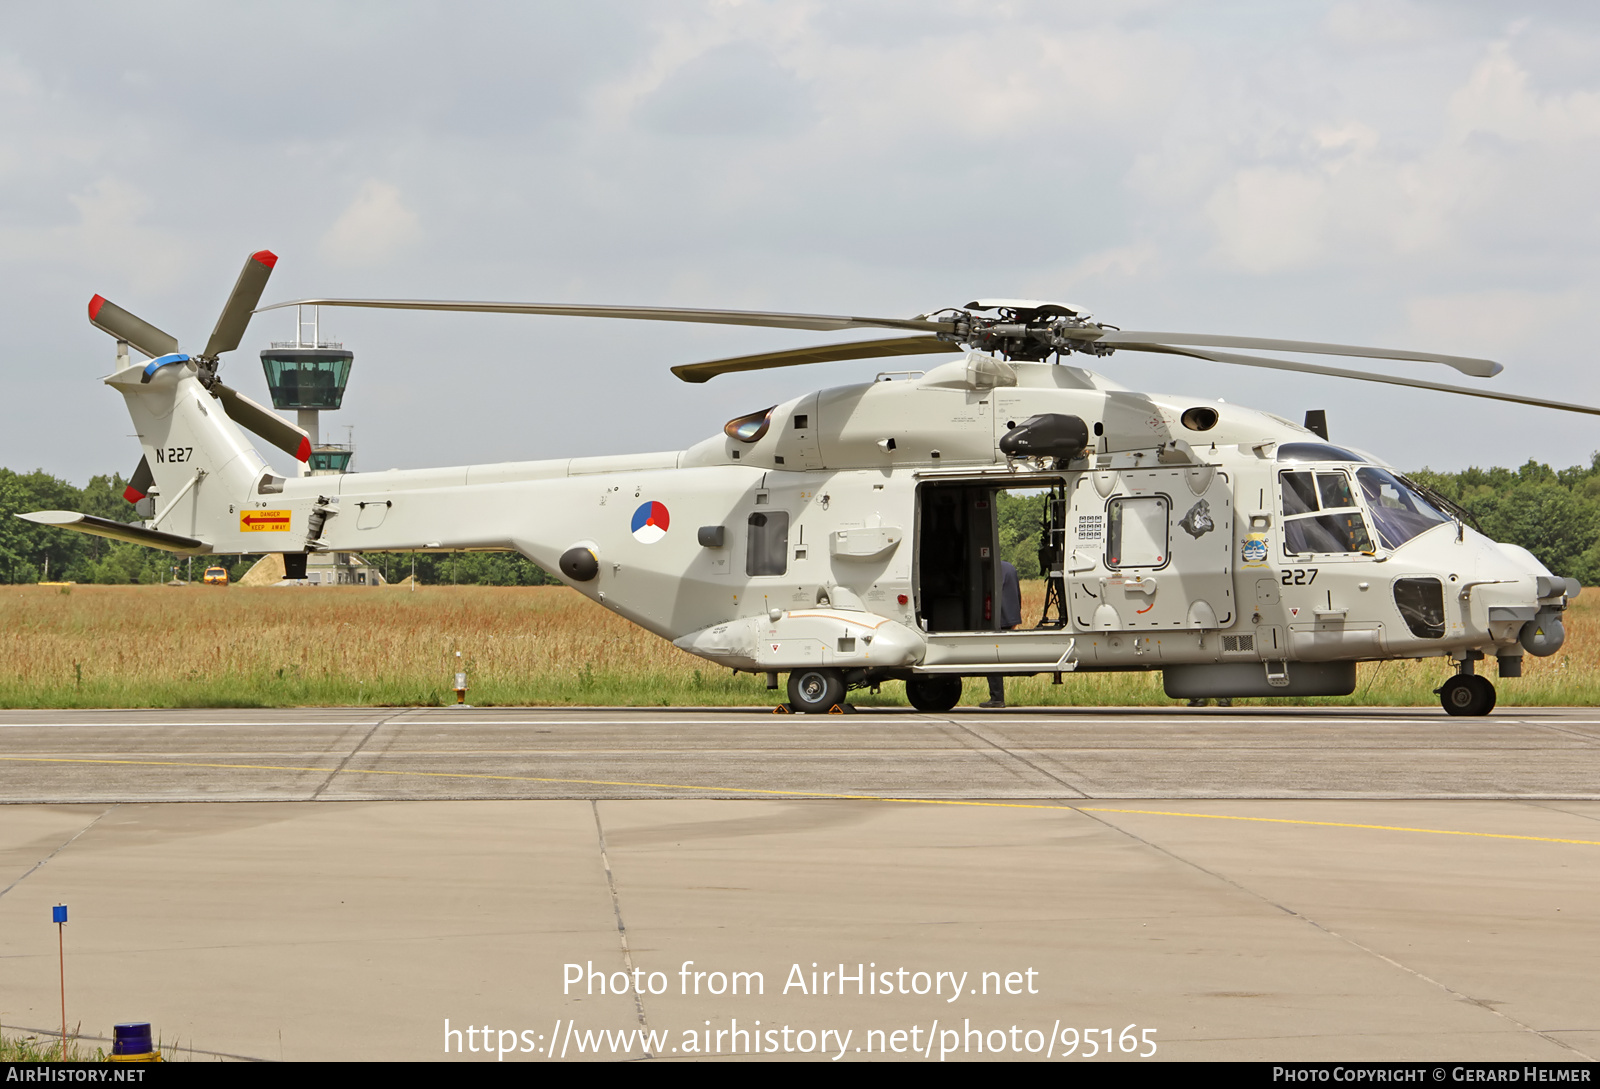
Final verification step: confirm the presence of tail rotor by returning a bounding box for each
[86,250,310,463]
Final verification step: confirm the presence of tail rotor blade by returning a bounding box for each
[212,381,311,462]
[87,296,179,360]
[123,456,154,503]
[202,250,278,360]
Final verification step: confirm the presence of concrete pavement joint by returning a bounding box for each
[308,710,413,800]
[1503,717,1600,746]
[935,716,1091,798]
[0,805,116,902]
[591,800,654,1056]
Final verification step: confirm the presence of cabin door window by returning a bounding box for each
[746,511,790,576]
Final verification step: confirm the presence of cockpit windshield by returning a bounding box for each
[1357,468,1451,549]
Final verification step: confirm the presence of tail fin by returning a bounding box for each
[103,354,274,544]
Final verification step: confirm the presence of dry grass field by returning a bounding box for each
[1,581,1595,708]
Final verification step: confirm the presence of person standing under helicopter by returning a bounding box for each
[980,559,1022,709]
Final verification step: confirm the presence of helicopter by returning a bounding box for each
[22,251,1595,716]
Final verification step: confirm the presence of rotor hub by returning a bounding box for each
[928,303,1116,363]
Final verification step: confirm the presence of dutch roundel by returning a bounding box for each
[631,501,670,543]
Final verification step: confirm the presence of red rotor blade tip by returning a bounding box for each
[88,295,106,321]
[252,250,278,269]
[122,484,145,503]
[296,436,311,462]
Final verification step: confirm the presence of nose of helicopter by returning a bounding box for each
[1482,540,1580,659]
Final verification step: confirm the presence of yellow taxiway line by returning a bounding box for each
[3,754,1599,847]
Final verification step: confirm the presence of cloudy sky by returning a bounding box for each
[5,1,1600,484]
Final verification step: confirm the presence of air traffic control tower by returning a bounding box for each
[260,307,354,476]
[245,307,385,586]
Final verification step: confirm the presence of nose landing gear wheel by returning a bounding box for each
[788,668,846,713]
[1437,674,1497,716]
[905,674,963,713]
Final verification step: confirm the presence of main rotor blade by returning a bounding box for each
[257,298,953,335]
[1073,330,1502,378]
[212,382,312,461]
[671,336,960,383]
[1127,343,1600,417]
[87,296,178,360]
[202,250,277,360]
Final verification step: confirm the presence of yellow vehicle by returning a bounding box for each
[201,566,229,586]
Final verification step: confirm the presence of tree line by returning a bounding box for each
[3,456,1598,586]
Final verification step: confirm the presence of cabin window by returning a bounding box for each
[746,511,789,576]
[1105,496,1170,569]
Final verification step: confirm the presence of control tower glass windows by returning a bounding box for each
[309,449,353,473]
[260,349,354,411]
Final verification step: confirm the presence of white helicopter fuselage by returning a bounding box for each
[106,352,1568,703]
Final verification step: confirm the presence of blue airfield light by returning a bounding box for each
[52,905,66,924]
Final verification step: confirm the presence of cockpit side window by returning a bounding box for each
[1317,474,1354,510]
[1281,472,1317,516]
[1279,469,1373,555]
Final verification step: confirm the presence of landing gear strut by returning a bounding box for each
[1437,672,1496,716]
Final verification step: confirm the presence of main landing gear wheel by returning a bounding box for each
[788,668,846,713]
[905,674,963,713]
[1437,674,1497,716]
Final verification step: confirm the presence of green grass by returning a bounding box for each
[0,1026,108,1062]
[0,583,1594,708]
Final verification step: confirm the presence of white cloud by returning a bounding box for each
[8,4,1600,479]
[318,181,421,268]
[1322,0,1454,49]
[1206,167,1331,273]
[1450,40,1600,143]
[1405,286,1592,359]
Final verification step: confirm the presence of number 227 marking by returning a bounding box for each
[1281,568,1318,585]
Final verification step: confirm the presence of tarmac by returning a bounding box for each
[2,706,1598,1062]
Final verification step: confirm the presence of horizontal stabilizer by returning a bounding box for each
[17,511,207,554]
